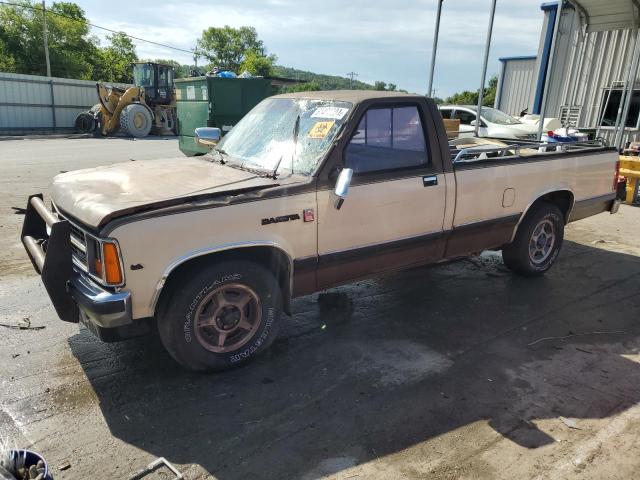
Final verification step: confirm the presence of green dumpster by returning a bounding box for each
[175,76,273,156]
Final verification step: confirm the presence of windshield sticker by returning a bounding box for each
[308,121,335,139]
[311,107,349,120]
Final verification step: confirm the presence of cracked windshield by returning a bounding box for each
[216,98,352,176]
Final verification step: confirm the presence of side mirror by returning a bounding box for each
[195,127,221,147]
[332,168,353,210]
[470,119,477,126]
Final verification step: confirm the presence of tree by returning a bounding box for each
[444,75,499,106]
[240,49,276,77]
[94,32,138,83]
[198,25,269,72]
[0,1,98,78]
[283,81,321,93]
[374,81,387,91]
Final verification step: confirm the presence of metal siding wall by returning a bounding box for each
[539,7,640,143]
[498,58,537,116]
[0,72,131,135]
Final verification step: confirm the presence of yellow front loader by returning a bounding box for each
[75,62,177,138]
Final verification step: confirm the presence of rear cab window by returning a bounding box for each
[346,105,429,174]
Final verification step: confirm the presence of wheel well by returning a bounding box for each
[155,246,292,317]
[534,190,574,223]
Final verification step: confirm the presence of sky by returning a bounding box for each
[79,0,545,98]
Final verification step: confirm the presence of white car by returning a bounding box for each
[439,105,541,140]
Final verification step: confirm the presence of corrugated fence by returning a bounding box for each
[0,72,130,135]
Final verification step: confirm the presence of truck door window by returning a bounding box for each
[345,106,428,174]
[452,109,476,125]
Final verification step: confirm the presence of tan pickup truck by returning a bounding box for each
[21,91,620,372]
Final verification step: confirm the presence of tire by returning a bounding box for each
[502,203,564,276]
[157,261,282,372]
[74,111,95,133]
[120,103,152,138]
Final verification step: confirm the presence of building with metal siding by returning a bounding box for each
[494,56,537,116]
[0,72,130,135]
[497,1,640,145]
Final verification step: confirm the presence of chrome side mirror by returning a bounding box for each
[195,127,221,147]
[332,168,353,210]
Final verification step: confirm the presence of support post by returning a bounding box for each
[42,1,51,77]
[475,0,497,137]
[614,29,640,150]
[537,0,564,141]
[427,0,444,98]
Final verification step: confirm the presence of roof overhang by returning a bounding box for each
[565,0,640,32]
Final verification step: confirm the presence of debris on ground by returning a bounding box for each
[10,207,26,215]
[0,318,45,331]
[127,457,183,480]
[527,330,626,346]
[559,416,581,430]
[58,461,70,471]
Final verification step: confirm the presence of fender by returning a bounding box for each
[149,240,294,316]
[509,188,575,243]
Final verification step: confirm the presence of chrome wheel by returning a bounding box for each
[194,284,262,353]
[528,219,556,264]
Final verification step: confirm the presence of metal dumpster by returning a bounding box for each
[175,76,273,156]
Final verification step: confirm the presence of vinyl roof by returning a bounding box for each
[566,0,640,32]
[273,90,419,104]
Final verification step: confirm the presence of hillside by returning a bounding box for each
[273,65,386,91]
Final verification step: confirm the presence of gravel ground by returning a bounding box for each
[1,137,640,480]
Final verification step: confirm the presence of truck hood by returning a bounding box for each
[51,157,278,229]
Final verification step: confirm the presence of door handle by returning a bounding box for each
[422,175,438,187]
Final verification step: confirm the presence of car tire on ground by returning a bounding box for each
[120,103,152,138]
[502,202,564,276]
[157,261,282,372]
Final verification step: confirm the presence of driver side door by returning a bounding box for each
[316,103,447,289]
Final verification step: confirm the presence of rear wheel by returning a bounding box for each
[120,103,152,138]
[157,261,282,372]
[502,203,564,276]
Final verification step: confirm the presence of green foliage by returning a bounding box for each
[443,75,498,106]
[94,32,138,83]
[273,66,380,91]
[240,49,276,77]
[0,1,97,78]
[283,81,322,93]
[198,25,270,73]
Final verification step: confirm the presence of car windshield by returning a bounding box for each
[478,107,521,125]
[217,98,353,176]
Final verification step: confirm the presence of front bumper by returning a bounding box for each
[21,194,135,338]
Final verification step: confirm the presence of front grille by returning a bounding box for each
[53,206,90,273]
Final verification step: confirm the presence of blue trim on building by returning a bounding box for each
[499,55,537,62]
[532,2,558,114]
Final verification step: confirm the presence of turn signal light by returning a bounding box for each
[102,242,123,285]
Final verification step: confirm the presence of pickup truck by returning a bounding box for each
[21,91,620,372]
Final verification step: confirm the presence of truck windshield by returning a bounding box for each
[217,98,353,176]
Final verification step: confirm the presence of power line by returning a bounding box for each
[346,71,358,89]
[0,0,195,55]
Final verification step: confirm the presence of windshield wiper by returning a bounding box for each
[271,113,300,179]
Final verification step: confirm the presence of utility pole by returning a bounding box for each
[346,72,358,89]
[427,0,444,97]
[475,0,496,137]
[42,1,51,77]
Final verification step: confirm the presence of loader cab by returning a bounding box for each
[133,62,175,107]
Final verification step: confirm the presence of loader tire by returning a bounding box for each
[74,112,95,133]
[120,103,152,138]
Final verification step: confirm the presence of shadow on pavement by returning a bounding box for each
[69,240,640,479]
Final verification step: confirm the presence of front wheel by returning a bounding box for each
[157,261,282,372]
[502,203,564,276]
